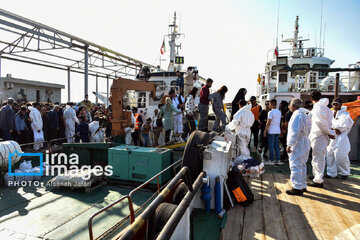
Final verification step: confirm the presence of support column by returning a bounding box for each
[334,73,340,99]
[67,67,71,102]
[106,75,109,107]
[84,45,89,97]
[95,74,98,105]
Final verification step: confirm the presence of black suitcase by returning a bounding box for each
[226,167,254,206]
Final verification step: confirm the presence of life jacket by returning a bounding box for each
[134,113,140,130]
[251,105,261,121]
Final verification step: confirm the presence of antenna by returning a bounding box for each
[315,31,317,49]
[319,0,323,49]
[322,22,326,55]
[276,0,280,48]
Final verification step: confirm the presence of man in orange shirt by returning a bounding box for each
[249,96,262,150]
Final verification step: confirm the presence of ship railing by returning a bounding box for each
[88,158,184,240]
[267,47,325,61]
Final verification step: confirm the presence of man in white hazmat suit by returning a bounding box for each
[89,116,105,142]
[29,102,44,150]
[226,99,255,158]
[326,98,353,180]
[308,91,335,188]
[63,102,79,143]
[286,99,311,195]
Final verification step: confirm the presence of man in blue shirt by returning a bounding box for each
[76,116,90,142]
[176,71,184,96]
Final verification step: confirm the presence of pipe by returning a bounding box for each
[119,166,191,240]
[215,176,221,214]
[201,176,211,213]
[223,175,234,208]
[156,171,206,240]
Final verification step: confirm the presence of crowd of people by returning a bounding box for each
[227,90,354,196]
[0,94,111,149]
[0,73,354,197]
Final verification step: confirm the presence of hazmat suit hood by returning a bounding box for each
[318,98,329,106]
[309,97,335,139]
[298,107,310,115]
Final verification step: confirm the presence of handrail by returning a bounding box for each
[87,158,182,240]
[88,195,131,240]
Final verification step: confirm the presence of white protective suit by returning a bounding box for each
[89,120,105,142]
[326,106,353,177]
[227,104,255,158]
[63,105,79,143]
[309,98,335,184]
[172,95,184,134]
[29,107,44,150]
[287,108,312,190]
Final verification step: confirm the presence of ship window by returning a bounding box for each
[291,64,310,77]
[150,81,166,86]
[313,64,329,78]
[137,92,146,108]
[271,66,283,78]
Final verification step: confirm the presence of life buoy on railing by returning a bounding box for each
[328,84,334,91]
[0,141,22,170]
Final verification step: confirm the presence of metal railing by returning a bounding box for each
[88,158,183,240]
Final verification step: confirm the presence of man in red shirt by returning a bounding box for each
[198,78,213,131]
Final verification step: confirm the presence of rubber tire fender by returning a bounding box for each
[148,203,177,239]
[182,130,211,184]
[172,182,189,205]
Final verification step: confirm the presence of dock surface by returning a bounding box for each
[222,174,360,240]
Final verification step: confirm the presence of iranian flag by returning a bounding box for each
[274,45,279,57]
[160,39,166,55]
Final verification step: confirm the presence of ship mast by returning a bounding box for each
[282,16,308,57]
[168,12,182,71]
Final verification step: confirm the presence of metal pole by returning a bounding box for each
[335,73,340,100]
[95,74,98,104]
[84,45,89,97]
[67,67,70,102]
[106,75,109,107]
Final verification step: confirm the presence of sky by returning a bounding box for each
[0,0,359,103]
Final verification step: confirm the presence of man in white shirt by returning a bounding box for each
[29,102,44,150]
[264,99,282,165]
[63,102,79,143]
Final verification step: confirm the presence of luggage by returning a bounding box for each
[226,167,254,206]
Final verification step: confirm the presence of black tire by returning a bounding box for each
[148,203,177,239]
[182,130,211,184]
[172,182,189,205]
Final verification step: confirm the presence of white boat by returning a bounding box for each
[257,16,360,106]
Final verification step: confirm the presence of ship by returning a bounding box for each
[256,16,360,106]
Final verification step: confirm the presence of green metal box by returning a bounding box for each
[108,145,139,180]
[108,146,172,185]
[62,142,120,165]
